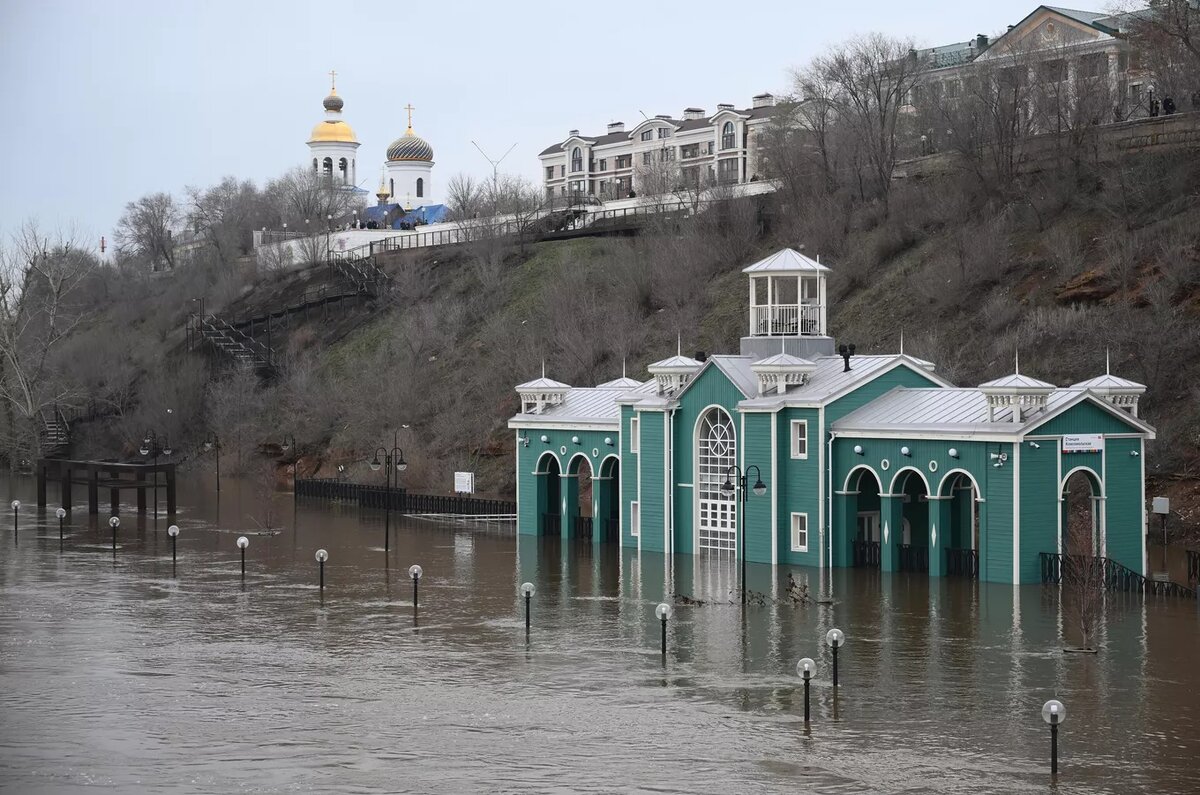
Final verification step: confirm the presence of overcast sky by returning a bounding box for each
[2,0,1051,247]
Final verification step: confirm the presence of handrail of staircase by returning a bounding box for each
[1039,551,1195,599]
[200,313,273,362]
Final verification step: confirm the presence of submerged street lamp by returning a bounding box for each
[1042,699,1066,775]
[826,628,845,687]
[521,582,535,632]
[656,602,672,658]
[316,548,328,589]
[56,507,67,549]
[203,432,221,492]
[109,515,120,551]
[10,499,18,546]
[237,536,249,577]
[168,524,180,574]
[140,430,172,523]
[369,433,408,554]
[409,564,423,609]
[721,465,767,604]
[797,657,815,723]
[281,435,298,504]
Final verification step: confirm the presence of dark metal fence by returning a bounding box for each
[853,539,881,568]
[898,544,929,573]
[946,547,979,578]
[542,513,562,535]
[296,478,514,516]
[1188,550,1199,586]
[574,516,593,539]
[1040,552,1196,599]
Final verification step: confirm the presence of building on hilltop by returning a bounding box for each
[538,93,779,202]
[304,73,444,228]
[507,248,1155,585]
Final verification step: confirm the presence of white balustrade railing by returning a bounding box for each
[751,304,822,336]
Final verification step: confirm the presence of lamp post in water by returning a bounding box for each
[316,549,328,589]
[10,500,18,546]
[1042,699,1066,775]
[521,582,535,632]
[826,628,845,687]
[168,524,180,574]
[56,507,66,550]
[281,435,298,505]
[720,465,766,604]
[108,515,120,551]
[203,432,221,492]
[369,436,408,553]
[237,536,249,578]
[409,564,423,608]
[797,657,815,723]
[656,602,672,659]
[139,431,172,524]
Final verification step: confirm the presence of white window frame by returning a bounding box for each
[630,416,640,453]
[790,419,808,460]
[630,501,640,537]
[791,512,809,552]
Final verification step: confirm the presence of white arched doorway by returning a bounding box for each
[696,406,737,552]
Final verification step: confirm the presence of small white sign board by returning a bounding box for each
[454,471,475,494]
[1061,434,1104,454]
[1152,496,1170,515]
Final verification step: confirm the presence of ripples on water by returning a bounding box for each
[0,478,1197,794]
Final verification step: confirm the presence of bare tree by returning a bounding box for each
[186,176,274,268]
[266,166,365,231]
[0,223,97,466]
[1061,478,1105,651]
[114,192,180,272]
[444,172,485,221]
[813,33,923,209]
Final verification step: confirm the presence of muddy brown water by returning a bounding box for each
[1,476,1197,793]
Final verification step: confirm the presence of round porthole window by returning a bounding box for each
[592,447,599,458]
[880,458,890,471]
[928,460,938,473]
[560,445,567,455]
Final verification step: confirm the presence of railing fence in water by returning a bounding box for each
[296,478,515,518]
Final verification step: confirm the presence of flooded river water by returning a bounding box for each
[1,476,1198,793]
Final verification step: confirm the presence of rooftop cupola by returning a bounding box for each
[1071,352,1146,417]
[750,346,816,396]
[647,340,702,395]
[740,248,835,361]
[516,364,570,414]
[978,353,1055,423]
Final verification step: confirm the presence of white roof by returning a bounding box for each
[647,354,703,371]
[597,376,643,389]
[1071,373,1146,392]
[736,354,951,408]
[509,381,654,428]
[707,355,760,398]
[516,376,571,391]
[751,352,817,368]
[742,248,830,274]
[832,387,1152,436]
[978,373,1055,391]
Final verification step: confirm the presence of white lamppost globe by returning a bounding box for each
[409,564,423,580]
[826,628,845,648]
[520,582,535,597]
[55,507,66,520]
[796,657,815,680]
[368,457,382,472]
[10,500,19,510]
[167,525,180,537]
[1042,699,1066,725]
[237,536,249,549]
[315,549,328,563]
[396,460,408,472]
[655,603,672,621]
[108,516,120,529]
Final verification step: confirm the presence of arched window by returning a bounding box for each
[697,407,737,551]
[416,177,424,197]
[338,157,348,183]
[322,157,333,176]
[389,178,394,199]
[312,157,318,171]
[721,122,736,150]
[571,147,583,172]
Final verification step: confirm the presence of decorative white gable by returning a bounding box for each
[516,374,570,415]
[750,352,817,396]
[979,372,1056,423]
[647,354,702,395]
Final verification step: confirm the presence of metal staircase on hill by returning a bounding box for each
[193,313,274,370]
[38,406,71,457]
[327,251,389,295]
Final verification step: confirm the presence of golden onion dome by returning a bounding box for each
[386,128,434,162]
[309,119,358,144]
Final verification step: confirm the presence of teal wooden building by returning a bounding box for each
[508,249,1156,583]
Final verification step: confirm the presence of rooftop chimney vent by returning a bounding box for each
[606,121,625,134]
[838,343,856,372]
[568,129,580,137]
[683,107,705,120]
[752,93,775,109]
[717,103,735,111]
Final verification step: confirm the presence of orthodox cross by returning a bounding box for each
[405,103,415,129]
[329,69,337,90]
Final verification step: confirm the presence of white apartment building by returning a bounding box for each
[539,93,779,201]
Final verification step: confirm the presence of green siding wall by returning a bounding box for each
[743,413,774,563]
[1018,443,1058,582]
[1030,399,1143,436]
[777,407,822,567]
[516,427,618,536]
[621,406,638,546]
[1103,437,1145,573]
[639,410,667,553]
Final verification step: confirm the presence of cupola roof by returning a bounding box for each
[742,248,831,273]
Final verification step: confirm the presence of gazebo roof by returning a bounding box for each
[1071,373,1146,392]
[741,248,830,274]
[515,376,571,391]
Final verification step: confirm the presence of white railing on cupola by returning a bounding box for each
[743,248,830,339]
[516,367,570,415]
[983,391,1051,423]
